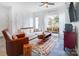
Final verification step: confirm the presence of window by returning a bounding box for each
[35,17,39,29]
[29,17,33,27]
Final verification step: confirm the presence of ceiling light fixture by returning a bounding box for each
[40,2,55,8]
[44,3,48,8]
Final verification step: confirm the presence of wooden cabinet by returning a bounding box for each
[64,32,76,50]
[23,44,32,56]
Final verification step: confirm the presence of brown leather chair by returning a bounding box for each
[2,29,29,56]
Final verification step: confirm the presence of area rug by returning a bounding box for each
[30,34,59,56]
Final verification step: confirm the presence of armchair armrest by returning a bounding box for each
[8,37,29,44]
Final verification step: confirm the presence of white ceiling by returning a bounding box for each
[0,2,66,12]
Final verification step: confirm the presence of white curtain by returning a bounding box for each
[12,12,34,34]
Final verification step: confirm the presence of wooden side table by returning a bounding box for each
[23,44,32,56]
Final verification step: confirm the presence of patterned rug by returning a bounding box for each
[30,33,59,56]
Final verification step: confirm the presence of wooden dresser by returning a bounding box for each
[64,32,76,50]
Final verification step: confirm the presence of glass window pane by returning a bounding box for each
[35,17,39,29]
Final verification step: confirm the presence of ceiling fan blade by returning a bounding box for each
[41,2,48,4]
[40,3,44,6]
[48,3,55,5]
[40,2,54,7]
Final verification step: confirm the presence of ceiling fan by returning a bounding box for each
[40,2,55,8]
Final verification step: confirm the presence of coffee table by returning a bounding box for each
[30,34,58,56]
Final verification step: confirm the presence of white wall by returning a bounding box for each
[0,6,10,37]
[59,11,65,36]
[76,22,79,55]
[74,2,79,55]
[58,4,69,37]
[71,22,79,55]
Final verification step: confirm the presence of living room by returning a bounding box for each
[0,2,79,56]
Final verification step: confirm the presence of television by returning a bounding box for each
[65,24,73,32]
[69,2,77,22]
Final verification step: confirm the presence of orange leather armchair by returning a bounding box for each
[2,29,29,56]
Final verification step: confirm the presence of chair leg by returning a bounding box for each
[64,47,66,51]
